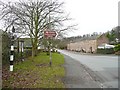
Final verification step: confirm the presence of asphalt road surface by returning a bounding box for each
[58,50,119,88]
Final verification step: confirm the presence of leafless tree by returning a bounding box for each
[0,0,76,57]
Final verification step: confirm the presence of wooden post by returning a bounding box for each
[10,26,15,71]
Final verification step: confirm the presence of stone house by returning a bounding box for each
[67,34,109,53]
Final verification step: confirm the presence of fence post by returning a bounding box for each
[20,40,24,62]
[10,26,15,71]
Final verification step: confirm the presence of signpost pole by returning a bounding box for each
[48,1,52,67]
[44,31,56,66]
[49,40,52,66]
[45,0,56,67]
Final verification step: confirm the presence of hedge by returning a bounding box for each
[2,32,11,65]
[97,48,115,54]
[114,44,120,55]
[14,49,32,63]
[14,46,32,49]
[2,32,32,65]
[114,44,120,52]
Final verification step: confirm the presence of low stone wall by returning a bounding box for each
[68,40,97,53]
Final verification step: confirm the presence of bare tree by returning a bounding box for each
[0,0,76,57]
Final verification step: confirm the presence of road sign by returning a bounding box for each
[44,31,57,38]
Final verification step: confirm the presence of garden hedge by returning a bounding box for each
[97,48,115,54]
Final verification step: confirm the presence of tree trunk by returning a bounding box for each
[32,38,38,58]
[32,46,35,58]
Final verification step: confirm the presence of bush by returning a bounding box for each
[24,49,32,58]
[2,32,11,65]
[114,44,120,55]
[15,46,32,49]
[14,51,21,63]
[15,49,32,62]
[97,48,115,54]
[114,44,120,52]
[25,46,32,49]
[2,32,32,65]
[38,49,44,52]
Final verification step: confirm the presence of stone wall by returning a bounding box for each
[68,40,97,53]
[67,34,109,53]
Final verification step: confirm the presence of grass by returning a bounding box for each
[2,52,65,88]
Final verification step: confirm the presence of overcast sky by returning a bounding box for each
[63,0,119,37]
[0,0,119,37]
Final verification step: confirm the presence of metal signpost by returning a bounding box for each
[44,31,57,66]
[45,0,57,66]
[44,31,57,38]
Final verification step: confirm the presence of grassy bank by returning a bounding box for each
[2,52,65,88]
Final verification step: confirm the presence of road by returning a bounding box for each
[58,50,119,88]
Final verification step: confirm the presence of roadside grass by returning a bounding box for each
[2,52,65,88]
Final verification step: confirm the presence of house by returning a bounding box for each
[98,44,115,49]
[14,38,45,51]
[67,34,109,53]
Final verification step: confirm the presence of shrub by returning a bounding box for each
[12,49,32,63]
[2,32,11,65]
[2,32,32,65]
[114,44,120,52]
[97,48,115,54]
[25,46,32,49]
[24,49,32,58]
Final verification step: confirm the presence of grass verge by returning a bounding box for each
[2,52,65,88]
